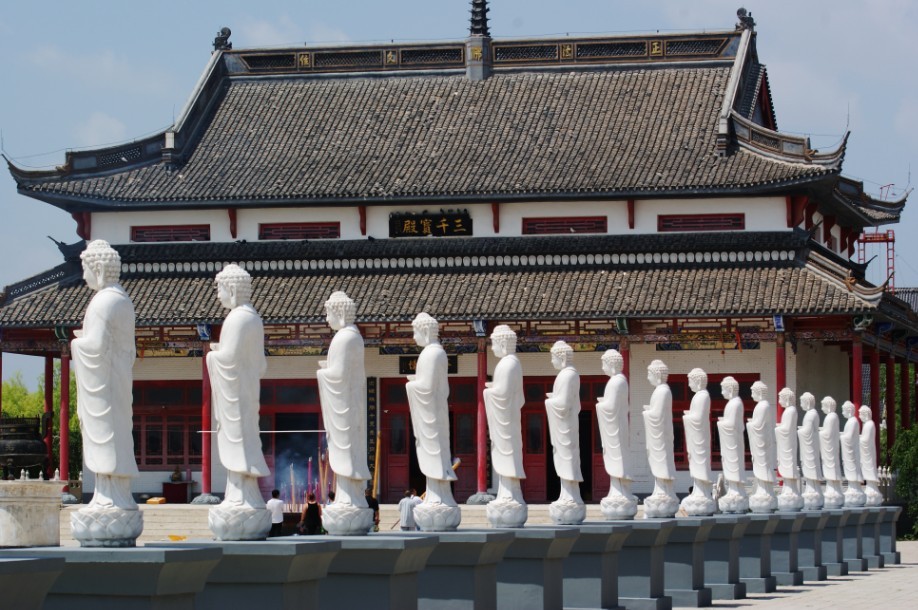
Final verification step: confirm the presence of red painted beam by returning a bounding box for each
[476,336,488,494]
[491,203,500,234]
[775,333,786,419]
[627,199,635,229]
[201,341,212,495]
[60,355,70,482]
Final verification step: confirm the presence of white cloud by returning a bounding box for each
[28,45,174,97]
[236,15,306,47]
[72,112,128,148]
[305,22,351,44]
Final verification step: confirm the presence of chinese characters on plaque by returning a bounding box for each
[389,210,473,238]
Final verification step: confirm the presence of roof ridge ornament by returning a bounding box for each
[736,8,756,32]
[213,27,232,52]
[470,0,490,37]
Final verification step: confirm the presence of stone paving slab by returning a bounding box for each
[709,540,917,609]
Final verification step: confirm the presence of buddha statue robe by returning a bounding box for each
[405,340,457,482]
[596,372,631,479]
[484,352,526,480]
[717,395,746,484]
[545,365,582,483]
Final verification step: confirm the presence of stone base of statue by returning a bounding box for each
[680,490,716,517]
[191,493,222,505]
[864,481,883,507]
[777,481,804,512]
[718,489,749,514]
[749,480,778,513]
[843,482,867,508]
[801,480,824,511]
[823,481,844,509]
[208,505,270,541]
[549,498,586,525]
[465,492,496,505]
[486,498,528,528]
[600,492,638,520]
[415,502,462,532]
[322,503,374,536]
[643,489,680,518]
[71,506,143,547]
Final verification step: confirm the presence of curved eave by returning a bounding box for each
[731,112,847,168]
[17,170,839,213]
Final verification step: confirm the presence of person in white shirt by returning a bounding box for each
[266,489,285,537]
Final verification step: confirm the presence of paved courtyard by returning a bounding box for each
[714,540,918,609]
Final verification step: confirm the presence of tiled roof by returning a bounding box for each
[14,67,834,207]
[0,257,877,329]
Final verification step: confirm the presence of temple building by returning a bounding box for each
[2,3,914,503]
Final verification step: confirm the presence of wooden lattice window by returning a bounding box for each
[131,225,210,242]
[657,214,745,232]
[258,222,341,240]
[132,381,203,470]
[522,216,608,235]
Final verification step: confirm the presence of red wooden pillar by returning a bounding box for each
[0,352,3,418]
[476,336,489,495]
[60,354,70,481]
[851,336,863,407]
[886,352,896,461]
[43,356,54,475]
[869,347,881,457]
[902,356,913,430]
[775,333,786,419]
[620,337,630,382]
[201,342,212,495]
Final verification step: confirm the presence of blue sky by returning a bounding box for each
[1,0,916,382]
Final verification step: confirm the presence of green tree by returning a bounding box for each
[891,425,918,539]
[1,364,81,479]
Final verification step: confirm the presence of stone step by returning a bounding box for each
[59,503,627,545]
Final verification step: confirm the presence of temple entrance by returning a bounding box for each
[379,377,479,503]
[521,375,604,503]
[259,380,323,506]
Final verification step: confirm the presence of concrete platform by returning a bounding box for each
[737,513,778,594]
[0,546,221,610]
[617,519,676,610]
[562,522,632,610]
[494,526,579,610]
[797,511,829,582]
[147,538,340,610]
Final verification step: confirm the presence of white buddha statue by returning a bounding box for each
[641,359,679,518]
[747,381,778,513]
[840,401,866,507]
[717,376,749,513]
[70,240,143,546]
[796,392,824,510]
[545,341,585,525]
[774,387,804,511]
[405,312,460,531]
[680,368,715,516]
[317,291,373,535]
[859,405,883,506]
[819,396,845,509]
[596,349,638,520]
[484,325,528,527]
[206,264,272,540]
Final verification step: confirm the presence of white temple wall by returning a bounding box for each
[794,340,851,405]
[91,210,233,244]
[90,195,789,246]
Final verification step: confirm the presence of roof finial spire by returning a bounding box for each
[735,8,756,31]
[470,0,490,37]
[213,27,232,52]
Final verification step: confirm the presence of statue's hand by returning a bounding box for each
[210,342,219,351]
[318,360,328,369]
[407,375,416,382]
[73,329,83,338]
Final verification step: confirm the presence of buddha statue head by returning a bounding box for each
[490,325,517,358]
[647,359,669,387]
[821,396,837,416]
[411,312,439,347]
[80,240,121,291]
[720,376,739,400]
[751,380,768,402]
[687,368,707,393]
[550,340,573,370]
[214,263,253,310]
[858,405,872,424]
[778,387,796,409]
[601,349,624,377]
[800,392,815,412]
[841,400,856,420]
[324,291,357,331]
